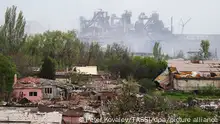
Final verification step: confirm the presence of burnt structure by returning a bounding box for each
[78,10,173,43]
[135,12,171,35]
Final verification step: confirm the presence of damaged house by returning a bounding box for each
[155,59,220,91]
[12,76,82,102]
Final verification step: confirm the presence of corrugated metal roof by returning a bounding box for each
[168,60,220,72]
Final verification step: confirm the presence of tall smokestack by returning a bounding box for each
[171,16,173,34]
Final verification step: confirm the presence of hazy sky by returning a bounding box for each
[0,0,219,34]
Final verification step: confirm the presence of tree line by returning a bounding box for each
[0,5,167,93]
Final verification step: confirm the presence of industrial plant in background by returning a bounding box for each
[78,9,175,44]
[77,9,220,59]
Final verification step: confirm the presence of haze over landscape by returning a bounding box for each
[0,0,219,34]
[2,1,220,123]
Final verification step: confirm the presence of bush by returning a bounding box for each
[198,85,220,96]
[143,94,173,112]
[132,56,167,80]
[138,78,156,93]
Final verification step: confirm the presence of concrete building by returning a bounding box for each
[170,59,220,91]
[156,59,220,91]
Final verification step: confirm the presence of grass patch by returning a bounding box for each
[161,91,220,101]
[173,107,217,124]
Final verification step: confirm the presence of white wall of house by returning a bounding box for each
[74,66,98,75]
[173,79,220,91]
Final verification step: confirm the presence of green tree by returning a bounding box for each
[12,53,32,77]
[23,30,79,68]
[41,31,66,58]
[132,56,167,80]
[200,40,210,59]
[105,43,132,78]
[0,26,6,53]
[62,39,78,67]
[38,56,56,80]
[0,6,29,77]
[22,34,43,66]
[104,43,130,65]
[0,53,17,92]
[152,42,169,60]
[86,41,103,66]
[1,5,26,55]
[153,42,162,60]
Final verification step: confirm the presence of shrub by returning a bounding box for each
[198,85,220,96]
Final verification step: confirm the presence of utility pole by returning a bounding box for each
[171,16,173,34]
[215,48,218,60]
[7,116,9,124]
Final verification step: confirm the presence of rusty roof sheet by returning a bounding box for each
[168,60,220,72]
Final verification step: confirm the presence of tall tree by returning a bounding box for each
[200,40,210,59]
[38,56,56,80]
[1,5,26,55]
[0,26,6,53]
[22,34,43,66]
[0,6,28,77]
[87,41,103,66]
[153,42,162,60]
[0,53,17,93]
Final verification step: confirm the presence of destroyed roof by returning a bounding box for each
[18,77,40,84]
[14,77,77,89]
[155,68,170,89]
[14,77,42,88]
[168,60,220,72]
